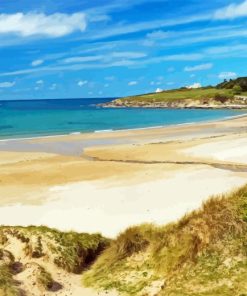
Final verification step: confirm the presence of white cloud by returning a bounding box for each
[155,88,163,93]
[205,44,247,55]
[162,54,203,61]
[78,80,88,87]
[31,59,44,67]
[0,81,15,88]
[62,52,145,65]
[128,81,138,86]
[63,55,103,64]
[88,14,210,40]
[214,0,247,20]
[218,72,237,79]
[0,53,203,78]
[186,82,202,89]
[111,51,146,59]
[150,81,162,86]
[146,30,168,39]
[49,83,57,90]
[0,12,86,37]
[105,76,115,81]
[184,63,213,72]
[36,80,44,84]
[104,83,109,87]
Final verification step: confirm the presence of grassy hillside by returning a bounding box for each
[217,77,247,91]
[121,87,234,103]
[83,185,247,296]
[0,226,109,295]
[102,77,247,107]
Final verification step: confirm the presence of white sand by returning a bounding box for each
[185,137,247,164]
[0,166,245,237]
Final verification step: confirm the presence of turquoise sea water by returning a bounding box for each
[0,98,246,139]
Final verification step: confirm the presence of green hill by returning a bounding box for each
[83,185,247,296]
[101,77,247,108]
[217,77,247,91]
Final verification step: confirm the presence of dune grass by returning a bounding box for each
[0,265,19,296]
[0,226,110,274]
[0,226,110,295]
[83,185,247,295]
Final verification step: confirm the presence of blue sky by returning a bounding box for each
[0,0,247,100]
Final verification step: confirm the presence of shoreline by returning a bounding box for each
[0,110,247,143]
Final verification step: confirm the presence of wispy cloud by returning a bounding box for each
[110,51,146,59]
[63,55,103,64]
[205,44,247,55]
[159,54,203,62]
[105,76,115,81]
[61,51,145,65]
[49,83,57,90]
[31,59,44,67]
[36,80,44,84]
[146,30,168,40]
[0,12,86,37]
[85,0,168,21]
[0,81,15,88]
[184,63,213,72]
[77,80,88,87]
[87,14,210,40]
[214,0,247,20]
[218,72,237,79]
[128,81,138,86]
[0,52,203,77]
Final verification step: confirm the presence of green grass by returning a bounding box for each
[0,226,110,295]
[120,87,235,104]
[83,185,247,295]
[0,226,110,274]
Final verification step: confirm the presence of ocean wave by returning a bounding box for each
[94,129,113,133]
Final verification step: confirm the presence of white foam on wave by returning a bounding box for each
[94,129,113,133]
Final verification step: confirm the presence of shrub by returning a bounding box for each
[232,84,243,95]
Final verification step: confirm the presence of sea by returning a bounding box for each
[0,98,246,139]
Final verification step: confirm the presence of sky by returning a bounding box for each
[0,0,247,100]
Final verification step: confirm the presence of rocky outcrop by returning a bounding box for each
[100,97,247,109]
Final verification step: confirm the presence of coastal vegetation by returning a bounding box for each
[102,77,247,108]
[1,185,247,295]
[0,226,109,295]
[83,185,247,295]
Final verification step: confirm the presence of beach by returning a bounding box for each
[0,114,247,237]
